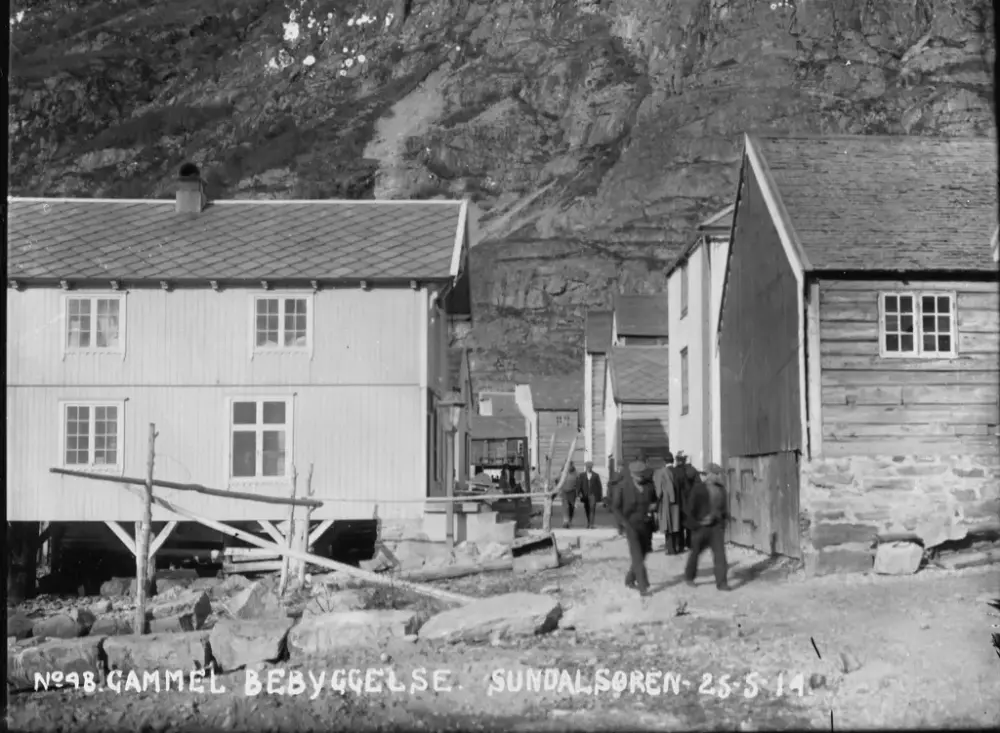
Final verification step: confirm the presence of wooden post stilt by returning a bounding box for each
[134,423,157,636]
[279,466,299,597]
[541,434,556,531]
[297,463,315,585]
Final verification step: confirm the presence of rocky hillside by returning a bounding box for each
[8,0,996,383]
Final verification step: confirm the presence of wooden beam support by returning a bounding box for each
[50,468,323,509]
[308,519,334,548]
[258,520,285,545]
[149,520,178,557]
[112,485,473,605]
[105,521,136,556]
[134,423,157,636]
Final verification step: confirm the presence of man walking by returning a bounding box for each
[652,451,680,554]
[683,463,731,591]
[575,461,604,529]
[610,460,658,597]
[558,461,580,529]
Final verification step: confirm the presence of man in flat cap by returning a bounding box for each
[652,451,681,554]
[610,459,658,596]
[683,462,731,591]
[558,461,580,529]
[575,460,604,529]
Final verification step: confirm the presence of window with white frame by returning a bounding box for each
[680,262,689,318]
[253,296,311,350]
[62,402,124,470]
[229,398,292,479]
[680,347,690,415]
[880,292,956,357]
[65,295,124,351]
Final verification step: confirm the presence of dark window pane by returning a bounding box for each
[885,334,899,352]
[233,402,256,425]
[938,334,951,352]
[900,295,913,312]
[937,315,950,332]
[922,315,935,332]
[900,315,913,333]
[885,315,898,332]
[262,401,286,425]
[262,430,286,476]
[884,295,898,312]
[921,295,935,312]
[923,334,936,352]
[937,297,950,314]
[901,334,914,352]
[232,431,256,477]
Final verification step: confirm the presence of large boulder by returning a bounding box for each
[7,636,104,691]
[91,615,133,636]
[103,632,211,675]
[7,612,34,640]
[225,582,285,620]
[302,589,366,618]
[100,577,136,598]
[391,540,454,570]
[146,589,211,630]
[32,608,96,639]
[287,611,420,657]
[155,569,200,595]
[418,593,562,643]
[874,541,924,575]
[209,618,295,672]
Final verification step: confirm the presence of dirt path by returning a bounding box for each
[7,539,998,731]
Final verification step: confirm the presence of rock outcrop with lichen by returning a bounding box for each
[9,0,996,383]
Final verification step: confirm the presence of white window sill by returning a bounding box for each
[64,349,125,356]
[879,352,958,360]
[61,465,124,475]
[228,478,293,489]
[252,349,311,356]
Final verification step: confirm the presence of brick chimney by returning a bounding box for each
[175,162,206,214]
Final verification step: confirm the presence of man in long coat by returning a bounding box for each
[575,461,604,529]
[610,460,658,596]
[558,462,580,528]
[652,451,681,554]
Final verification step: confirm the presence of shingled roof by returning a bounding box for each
[479,392,523,418]
[613,294,669,337]
[610,346,669,404]
[528,376,583,412]
[469,415,527,440]
[585,310,613,354]
[665,204,735,278]
[749,135,998,272]
[6,198,469,283]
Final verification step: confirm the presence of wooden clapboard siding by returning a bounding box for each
[591,354,607,479]
[719,160,803,457]
[537,410,579,475]
[620,403,669,462]
[819,279,999,456]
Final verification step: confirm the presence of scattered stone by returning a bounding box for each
[148,614,196,633]
[839,648,862,674]
[103,632,211,675]
[402,634,418,643]
[147,589,211,629]
[809,673,826,690]
[188,577,225,594]
[359,545,395,573]
[479,542,513,562]
[32,608,96,640]
[873,541,923,575]
[540,584,559,594]
[225,582,285,620]
[209,618,295,672]
[90,599,113,615]
[938,550,999,571]
[7,637,104,691]
[156,569,200,582]
[100,577,135,598]
[418,592,562,644]
[513,549,560,574]
[303,589,366,618]
[287,610,420,656]
[91,616,133,636]
[8,612,33,640]
[156,577,195,595]
[391,539,453,570]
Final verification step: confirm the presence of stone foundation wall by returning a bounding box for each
[800,452,1000,575]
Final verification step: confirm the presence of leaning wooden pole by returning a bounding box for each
[278,465,299,597]
[541,434,557,531]
[545,435,579,532]
[134,424,157,635]
[297,463,315,586]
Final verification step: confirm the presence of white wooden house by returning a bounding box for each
[665,205,734,470]
[6,166,476,549]
[583,310,613,482]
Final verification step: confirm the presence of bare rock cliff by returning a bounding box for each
[8,0,996,383]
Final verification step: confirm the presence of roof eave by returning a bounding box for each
[5,276,456,289]
[619,397,669,405]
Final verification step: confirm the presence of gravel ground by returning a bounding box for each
[7,537,999,731]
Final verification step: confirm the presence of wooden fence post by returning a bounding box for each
[297,463,314,586]
[134,423,157,635]
[541,434,556,531]
[279,465,299,597]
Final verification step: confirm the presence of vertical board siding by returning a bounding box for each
[604,368,620,472]
[6,385,424,522]
[621,403,670,462]
[426,294,450,397]
[591,354,607,481]
[720,163,803,457]
[668,245,708,467]
[538,412,579,475]
[6,287,423,386]
[819,280,1000,456]
[725,452,800,558]
[708,237,731,465]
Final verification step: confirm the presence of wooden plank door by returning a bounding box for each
[726,457,759,548]
[767,451,801,558]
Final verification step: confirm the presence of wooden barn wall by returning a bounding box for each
[719,164,803,457]
[818,279,999,457]
[537,411,579,475]
[591,354,607,480]
[620,402,670,463]
[6,385,425,522]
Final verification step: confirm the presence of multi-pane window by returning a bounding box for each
[680,347,689,415]
[254,297,310,350]
[555,413,574,428]
[66,296,123,350]
[63,403,122,469]
[230,399,291,479]
[680,262,689,318]
[880,292,956,357]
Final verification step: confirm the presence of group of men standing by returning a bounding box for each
[558,451,731,598]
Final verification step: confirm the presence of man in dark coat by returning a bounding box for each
[575,461,604,529]
[670,452,691,551]
[652,451,681,554]
[558,462,580,529]
[683,462,731,591]
[610,460,658,596]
